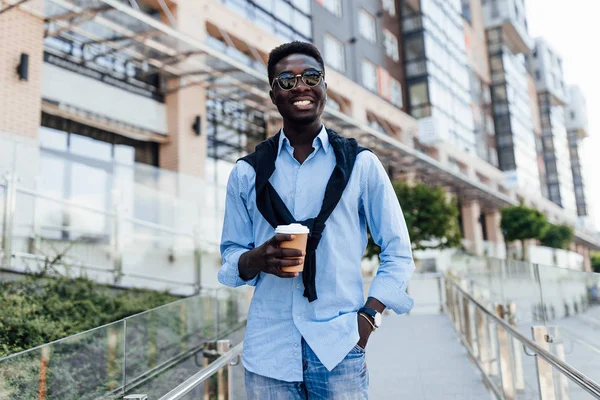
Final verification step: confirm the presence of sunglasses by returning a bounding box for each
[272,69,324,91]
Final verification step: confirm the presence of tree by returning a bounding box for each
[365,181,462,258]
[540,224,574,250]
[592,253,600,274]
[500,205,548,260]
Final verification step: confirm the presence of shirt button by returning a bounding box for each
[294,353,298,357]
[294,343,298,348]
[296,284,300,289]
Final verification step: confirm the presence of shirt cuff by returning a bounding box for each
[368,276,414,315]
[218,249,259,287]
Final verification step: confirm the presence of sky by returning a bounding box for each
[525,0,600,231]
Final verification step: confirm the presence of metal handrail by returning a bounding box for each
[445,275,600,398]
[158,342,243,400]
[15,185,117,217]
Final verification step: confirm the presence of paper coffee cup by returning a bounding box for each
[275,224,309,272]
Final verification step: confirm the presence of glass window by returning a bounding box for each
[70,133,112,162]
[382,0,396,16]
[358,9,377,43]
[391,79,403,107]
[324,34,345,72]
[39,126,68,151]
[293,0,311,14]
[275,1,293,24]
[409,81,429,107]
[319,0,342,17]
[361,59,378,92]
[383,30,399,62]
[254,0,273,12]
[294,11,311,38]
[405,36,425,61]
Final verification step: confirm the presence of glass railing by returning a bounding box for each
[447,254,600,397]
[0,286,250,400]
[0,133,230,295]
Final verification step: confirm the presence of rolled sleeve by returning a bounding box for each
[361,152,415,314]
[218,162,259,288]
[218,248,259,287]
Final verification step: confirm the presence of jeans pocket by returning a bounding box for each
[352,343,366,354]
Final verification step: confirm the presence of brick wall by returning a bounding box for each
[0,8,44,139]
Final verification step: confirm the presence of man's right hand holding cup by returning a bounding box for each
[238,234,306,280]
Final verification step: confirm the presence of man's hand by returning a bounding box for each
[238,234,305,280]
[357,313,374,350]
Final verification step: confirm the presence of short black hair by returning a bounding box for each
[267,41,325,85]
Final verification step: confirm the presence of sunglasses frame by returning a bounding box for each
[271,69,324,91]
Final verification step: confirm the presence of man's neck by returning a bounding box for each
[282,119,322,149]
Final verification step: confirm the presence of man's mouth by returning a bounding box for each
[292,99,314,109]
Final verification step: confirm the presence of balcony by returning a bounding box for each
[482,0,533,54]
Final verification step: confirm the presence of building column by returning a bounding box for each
[484,210,505,258]
[462,200,484,256]
[0,2,44,139]
[576,244,592,272]
[159,2,208,178]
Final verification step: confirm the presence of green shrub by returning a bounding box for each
[0,273,178,359]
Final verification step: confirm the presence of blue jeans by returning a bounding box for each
[245,339,369,399]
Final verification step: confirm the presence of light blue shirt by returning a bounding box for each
[218,126,414,382]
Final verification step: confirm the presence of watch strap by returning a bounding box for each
[358,312,377,332]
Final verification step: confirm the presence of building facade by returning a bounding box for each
[401,0,476,154]
[565,85,592,221]
[532,38,576,214]
[0,0,597,275]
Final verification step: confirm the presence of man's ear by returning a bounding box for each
[269,89,275,105]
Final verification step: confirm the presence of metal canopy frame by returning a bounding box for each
[6,0,597,248]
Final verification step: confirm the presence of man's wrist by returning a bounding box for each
[238,250,259,281]
[364,297,386,314]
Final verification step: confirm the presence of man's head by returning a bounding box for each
[268,42,327,125]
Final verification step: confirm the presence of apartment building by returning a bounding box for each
[565,85,592,222]
[532,38,576,215]
[0,0,597,275]
[401,0,476,154]
[480,0,542,198]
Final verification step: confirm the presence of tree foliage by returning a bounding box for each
[366,181,462,258]
[592,252,600,274]
[540,224,574,250]
[500,205,548,260]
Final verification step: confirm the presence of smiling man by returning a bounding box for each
[218,42,415,399]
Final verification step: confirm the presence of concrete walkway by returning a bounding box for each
[367,313,492,400]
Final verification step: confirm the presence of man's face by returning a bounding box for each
[269,54,327,125]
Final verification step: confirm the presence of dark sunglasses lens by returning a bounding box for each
[277,74,296,90]
[302,71,321,86]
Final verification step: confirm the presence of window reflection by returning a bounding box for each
[217,0,312,42]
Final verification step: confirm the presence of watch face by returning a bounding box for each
[374,313,382,327]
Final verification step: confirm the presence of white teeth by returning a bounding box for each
[294,100,312,106]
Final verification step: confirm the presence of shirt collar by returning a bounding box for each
[278,125,330,155]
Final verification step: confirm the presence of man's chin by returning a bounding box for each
[287,113,319,125]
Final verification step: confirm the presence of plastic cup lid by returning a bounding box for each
[275,223,310,234]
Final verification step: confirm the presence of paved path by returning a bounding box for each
[368,313,492,400]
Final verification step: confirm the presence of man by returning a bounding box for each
[218,41,414,399]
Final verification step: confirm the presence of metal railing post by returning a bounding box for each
[507,303,525,391]
[203,339,232,400]
[112,204,124,283]
[495,304,515,399]
[193,224,202,295]
[2,173,17,268]
[532,326,557,400]
[437,274,445,313]
[462,293,473,350]
[549,326,570,400]
[475,307,491,374]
